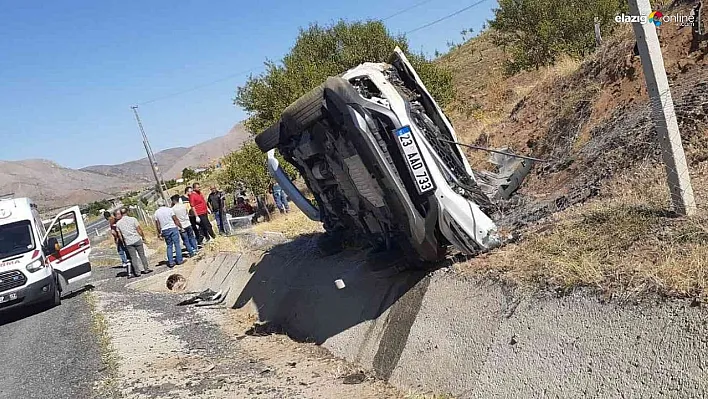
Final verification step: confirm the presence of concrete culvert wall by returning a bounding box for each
[171,236,708,397]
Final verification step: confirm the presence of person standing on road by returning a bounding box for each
[104,211,131,276]
[171,194,197,257]
[208,186,226,234]
[189,182,216,242]
[114,209,152,278]
[154,199,184,268]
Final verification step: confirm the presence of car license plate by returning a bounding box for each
[394,126,435,194]
[0,292,18,303]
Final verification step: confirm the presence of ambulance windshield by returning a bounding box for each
[0,220,35,260]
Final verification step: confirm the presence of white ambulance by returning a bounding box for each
[0,197,92,312]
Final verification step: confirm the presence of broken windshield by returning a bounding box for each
[0,220,35,260]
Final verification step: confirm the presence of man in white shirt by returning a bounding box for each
[154,199,184,268]
[171,194,197,257]
[114,209,152,278]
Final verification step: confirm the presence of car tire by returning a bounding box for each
[255,123,281,152]
[46,277,61,309]
[282,84,325,132]
[52,284,61,306]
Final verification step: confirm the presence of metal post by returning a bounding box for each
[629,0,696,216]
[131,106,167,203]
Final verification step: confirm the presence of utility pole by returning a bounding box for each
[629,0,696,216]
[131,105,167,203]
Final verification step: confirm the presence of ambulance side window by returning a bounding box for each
[33,210,46,239]
[47,212,79,248]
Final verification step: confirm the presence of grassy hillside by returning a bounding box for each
[440,6,708,300]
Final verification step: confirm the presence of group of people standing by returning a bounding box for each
[105,182,228,278]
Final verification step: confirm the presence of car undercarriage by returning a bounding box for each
[256,47,530,266]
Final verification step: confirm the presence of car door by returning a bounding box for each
[43,206,92,286]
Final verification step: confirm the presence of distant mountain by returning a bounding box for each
[163,123,250,179]
[81,123,250,181]
[0,159,135,212]
[0,123,251,212]
[81,147,191,182]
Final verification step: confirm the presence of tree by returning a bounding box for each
[122,196,138,207]
[489,0,625,73]
[218,142,297,196]
[235,20,454,134]
[182,167,196,181]
[85,199,112,215]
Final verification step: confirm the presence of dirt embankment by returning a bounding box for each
[437,5,708,299]
[443,16,708,229]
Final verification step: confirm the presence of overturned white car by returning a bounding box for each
[256,48,527,265]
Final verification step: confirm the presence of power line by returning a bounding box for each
[137,65,262,106]
[382,0,434,21]
[405,0,492,35]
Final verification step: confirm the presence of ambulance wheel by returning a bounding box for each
[49,276,62,308]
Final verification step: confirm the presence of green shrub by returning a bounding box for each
[489,0,626,73]
[218,142,297,196]
[235,20,454,134]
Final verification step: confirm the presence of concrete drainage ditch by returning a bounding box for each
[130,233,708,397]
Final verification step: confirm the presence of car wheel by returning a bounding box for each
[282,84,325,132]
[255,123,281,152]
[50,277,61,307]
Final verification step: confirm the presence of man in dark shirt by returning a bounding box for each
[208,186,226,234]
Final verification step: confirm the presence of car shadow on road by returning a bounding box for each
[0,284,94,326]
[0,303,49,326]
[62,284,95,300]
[0,284,95,327]
[233,235,431,361]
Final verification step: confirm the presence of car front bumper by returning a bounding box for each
[0,273,55,312]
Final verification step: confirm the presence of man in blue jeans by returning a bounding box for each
[271,182,289,214]
[207,186,226,234]
[154,199,184,268]
[171,194,197,257]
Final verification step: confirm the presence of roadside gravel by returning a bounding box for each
[0,284,104,399]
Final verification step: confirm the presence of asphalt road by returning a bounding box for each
[0,286,103,399]
[86,217,109,237]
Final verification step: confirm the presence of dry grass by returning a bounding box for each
[200,234,242,253]
[95,236,116,249]
[438,32,585,170]
[251,207,324,238]
[90,256,120,267]
[405,394,455,399]
[85,292,120,398]
[438,19,708,301]
[460,163,708,300]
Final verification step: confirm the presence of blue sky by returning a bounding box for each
[0,0,496,168]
